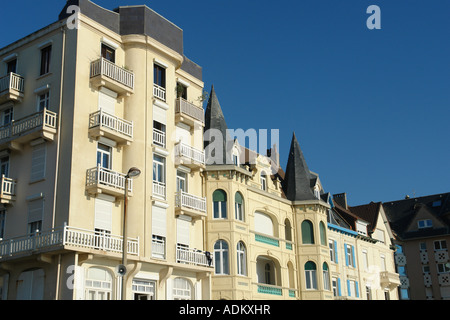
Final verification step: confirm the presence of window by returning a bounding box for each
[97,143,111,169]
[85,268,112,300]
[153,121,166,147]
[37,91,50,111]
[301,220,315,244]
[423,265,430,273]
[319,221,327,245]
[132,279,155,300]
[434,240,447,250]
[0,156,9,177]
[176,82,187,99]
[254,212,274,237]
[237,241,247,276]
[362,250,369,271]
[305,261,317,290]
[154,64,166,88]
[260,171,267,191]
[418,219,433,229]
[6,59,17,74]
[323,263,330,290]
[285,219,292,241]
[432,200,442,207]
[329,240,338,263]
[176,170,187,193]
[40,45,51,76]
[214,240,229,275]
[265,263,272,284]
[1,107,13,126]
[314,185,320,199]
[345,244,356,267]
[347,280,359,298]
[380,255,386,271]
[235,192,244,221]
[213,190,227,219]
[27,199,43,234]
[0,210,5,239]
[437,263,450,273]
[373,228,385,243]
[233,154,239,166]
[420,242,427,250]
[173,278,192,300]
[31,143,46,182]
[332,278,338,297]
[153,155,165,185]
[366,286,372,300]
[101,44,115,63]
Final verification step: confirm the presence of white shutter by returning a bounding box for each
[176,124,191,144]
[98,88,117,115]
[153,105,167,125]
[177,216,190,246]
[254,212,273,236]
[31,143,46,182]
[28,199,44,224]
[152,205,167,238]
[94,197,113,232]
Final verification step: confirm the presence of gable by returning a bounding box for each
[405,204,446,233]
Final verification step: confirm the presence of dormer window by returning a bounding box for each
[260,171,267,191]
[418,219,433,229]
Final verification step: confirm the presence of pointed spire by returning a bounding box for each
[282,132,316,201]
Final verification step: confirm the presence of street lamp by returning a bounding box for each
[121,167,141,300]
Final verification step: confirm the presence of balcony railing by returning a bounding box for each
[175,98,204,124]
[380,271,401,289]
[86,165,133,197]
[175,142,205,167]
[90,58,134,93]
[152,237,165,259]
[438,273,450,286]
[175,191,207,214]
[176,245,213,268]
[153,84,166,101]
[0,109,57,146]
[152,128,166,148]
[89,109,133,143]
[152,181,166,199]
[0,73,24,95]
[0,225,139,258]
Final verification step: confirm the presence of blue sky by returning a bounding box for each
[1,0,449,206]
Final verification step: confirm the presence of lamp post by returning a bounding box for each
[121,167,141,300]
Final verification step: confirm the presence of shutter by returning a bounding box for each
[98,88,117,115]
[94,197,113,231]
[351,245,356,267]
[347,280,351,297]
[254,212,273,236]
[355,281,359,298]
[334,240,338,264]
[152,205,167,238]
[337,278,341,296]
[153,105,167,125]
[28,199,44,224]
[177,216,190,246]
[31,143,46,181]
[213,190,226,202]
[344,244,349,266]
[176,124,190,144]
[235,192,243,204]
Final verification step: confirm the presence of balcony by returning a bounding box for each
[152,237,166,259]
[152,181,166,200]
[0,109,57,151]
[435,250,449,263]
[176,245,213,268]
[175,98,205,127]
[152,128,166,148]
[153,84,166,102]
[0,224,139,259]
[0,73,24,104]
[174,142,205,169]
[90,58,134,96]
[88,110,133,146]
[438,273,450,286]
[395,252,407,266]
[380,271,401,289]
[0,175,16,204]
[86,165,133,199]
[175,191,207,219]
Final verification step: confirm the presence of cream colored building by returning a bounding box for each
[0,0,212,300]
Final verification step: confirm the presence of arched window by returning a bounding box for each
[173,277,192,300]
[237,241,247,276]
[323,263,330,290]
[305,261,317,290]
[301,220,315,244]
[260,171,267,191]
[214,240,229,275]
[85,267,112,300]
[235,192,244,221]
[319,221,327,246]
[285,219,292,241]
[213,190,227,219]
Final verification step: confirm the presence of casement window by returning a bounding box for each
[347,280,359,298]
[40,45,51,76]
[420,242,427,250]
[173,278,192,300]
[301,220,315,244]
[152,204,166,259]
[37,91,50,112]
[423,265,430,273]
[329,240,338,263]
[153,121,166,147]
[85,268,112,300]
[233,154,239,166]
[434,240,447,250]
[0,209,5,239]
[101,44,115,63]
[260,171,267,191]
[213,189,227,219]
[362,250,369,271]
[437,263,450,274]
[132,279,156,300]
[305,261,317,290]
[1,107,13,126]
[366,286,372,300]
[154,64,166,89]
[27,199,43,234]
[323,263,330,290]
[176,170,187,193]
[237,241,247,276]
[319,221,327,245]
[176,82,187,99]
[31,143,46,182]
[345,244,356,268]
[97,143,111,169]
[0,156,9,177]
[380,254,387,271]
[153,155,165,184]
[332,278,338,297]
[418,219,433,229]
[214,240,229,275]
[6,59,17,74]
[285,219,292,242]
[235,192,244,221]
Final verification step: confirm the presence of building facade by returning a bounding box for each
[0,0,212,300]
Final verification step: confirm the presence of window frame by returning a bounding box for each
[97,143,112,170]
[101,43,116,63]
[214,240,230,275]
[40,45,52,76]
[213,190,227,219]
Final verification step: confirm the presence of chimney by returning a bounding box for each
[333,193,348,209]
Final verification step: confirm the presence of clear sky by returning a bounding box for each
[1,0,449,206]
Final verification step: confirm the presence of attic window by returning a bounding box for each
[432,200,442,207]
[418,219,433,229]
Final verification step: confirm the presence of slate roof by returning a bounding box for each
[350,202,382,234]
